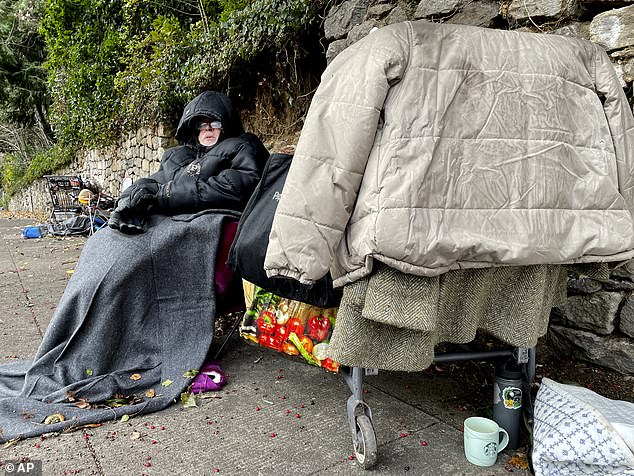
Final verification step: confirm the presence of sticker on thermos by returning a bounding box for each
[502,386,522,410]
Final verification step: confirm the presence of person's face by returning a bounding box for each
[196,121,222,146]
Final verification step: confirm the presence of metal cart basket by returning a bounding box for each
[44,175,84,223]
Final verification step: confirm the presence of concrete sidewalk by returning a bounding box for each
[0,215,531,476]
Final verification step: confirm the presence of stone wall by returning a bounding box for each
[323,0,634,374]
[8,123,176,215]
[551,272,634,374]
[324,0,634,95]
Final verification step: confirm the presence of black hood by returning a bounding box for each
[175,91,244,144]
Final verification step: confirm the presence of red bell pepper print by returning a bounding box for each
[285,317,304,336]
[307,315,331,342]
[257,310,277,335]
[259,334,282,351]
[274,325,289,342]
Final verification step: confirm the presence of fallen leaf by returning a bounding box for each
[145,389,156,398]
[130,373,142,381]
[105,397,129,408]
[43,413,65,424]
[66,390,77,402]
[128,394,143,405]
[508,453,529,470]
[130,430,141,440]
[61,423,102,433]
[86,368,93,377]
[77,423,102,429]
[120,414,130,423]
[183,369,199,378]
[161,379,173,387]
[180,391,197,408]
[66,269,74,274]
[198,393,223,400]
[74,399,91,409]
[2,438,20,449]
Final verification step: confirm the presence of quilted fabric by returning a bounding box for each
[533,378,634,475]
[265,20,634,288]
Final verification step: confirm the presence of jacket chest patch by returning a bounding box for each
[187,161,201,176]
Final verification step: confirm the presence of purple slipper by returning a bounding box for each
[190,362,227,393]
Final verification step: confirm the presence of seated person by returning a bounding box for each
[110,89,268,232]
[0,91,269,443]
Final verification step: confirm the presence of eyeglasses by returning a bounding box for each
[196,121,222,131]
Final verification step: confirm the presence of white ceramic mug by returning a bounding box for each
[463,416,510,467]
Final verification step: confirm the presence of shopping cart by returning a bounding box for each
[44,175,84,223]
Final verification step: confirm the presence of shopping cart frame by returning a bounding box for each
[340,346,536,469]
[44,175,84,223]
[215,313,537,470]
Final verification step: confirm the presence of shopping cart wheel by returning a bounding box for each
[354,414,377,469]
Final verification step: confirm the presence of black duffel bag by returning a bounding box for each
[227,153,342,308]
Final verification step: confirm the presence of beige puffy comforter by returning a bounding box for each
[265,20,634,288]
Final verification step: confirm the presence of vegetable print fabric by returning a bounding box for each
[240,282,340,373]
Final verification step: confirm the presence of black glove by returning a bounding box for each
[108,196,147,234]
[127,179,161,210]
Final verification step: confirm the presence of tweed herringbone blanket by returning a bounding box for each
[329,262,608,371]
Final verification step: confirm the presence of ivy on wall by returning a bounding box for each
[41,0,323,148]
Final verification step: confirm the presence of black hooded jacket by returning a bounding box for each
[142,91,269,212]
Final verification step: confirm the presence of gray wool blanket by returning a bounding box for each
[0,210,239,443]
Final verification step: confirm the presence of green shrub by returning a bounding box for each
[43,0,323,147]
[0,142,74,195]
[23,143,74,184]
[41,0,128,146]
[0,154,28,196]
